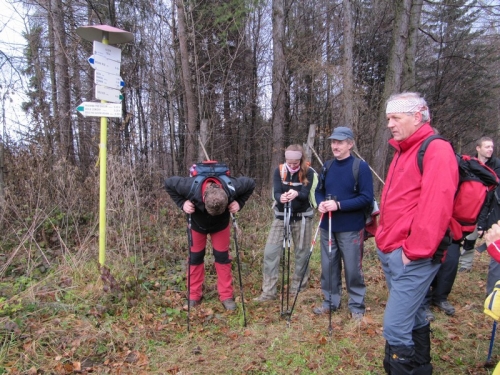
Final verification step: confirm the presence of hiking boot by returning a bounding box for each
[424,307,435,322]
[222,298,237,311]
[313,305,337,315]
[351,312,364,321]
[433,300,455,315]
[458,267,471,273]
[188,299,201,308]
[253,293,277,302]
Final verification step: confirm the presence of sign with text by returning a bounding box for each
[76,102,122,118]
[95,85,123,103]
[88,55,120,75]
[93,41,122,63]
[95,70,124,90]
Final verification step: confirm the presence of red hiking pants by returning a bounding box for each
[188,225,233,301]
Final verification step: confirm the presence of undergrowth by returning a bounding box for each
[0,158,498,374]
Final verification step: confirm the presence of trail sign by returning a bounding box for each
[95,70,124,90]
[95,85,123,103]
[76,102,122,118]
[88,55,120,75]
[93,41,122,63]
[76,24,134,269]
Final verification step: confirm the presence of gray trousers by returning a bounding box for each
[459,250,474,269]
[378,248,441,346]
[259,215,313,297]
[319,229,366,314]
[487,258,500,295]
[459,229,478,269]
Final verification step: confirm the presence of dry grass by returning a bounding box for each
[0,187,499,374]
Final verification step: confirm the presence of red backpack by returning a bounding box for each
[418,135,499,241]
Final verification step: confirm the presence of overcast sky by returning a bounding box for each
[0,0,29,139]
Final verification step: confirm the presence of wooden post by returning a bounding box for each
[303,124,316,163]
[198,119,209,161]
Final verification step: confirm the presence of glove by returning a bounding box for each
[463,238,477,251]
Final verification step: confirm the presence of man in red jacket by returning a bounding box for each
[376,92,458,375]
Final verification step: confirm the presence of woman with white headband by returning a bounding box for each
[254,144,315,303]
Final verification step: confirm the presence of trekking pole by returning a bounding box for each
[327,195,333,336]
[487,320,497,364]
[186,214,193,332]
[286,202,292,315]
[231,213,247,327]
[280,201,291,317]
[287,213,324,326]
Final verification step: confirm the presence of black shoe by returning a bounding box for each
[458,267,471,273]
[433,300,455,315]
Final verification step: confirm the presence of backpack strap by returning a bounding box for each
[188,175,205,201]
[352,157,361,192]
[318,159,334,192]
[417,135,447,174]
[279,163,303,187]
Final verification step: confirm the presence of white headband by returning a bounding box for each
[285,150,302,160]
[386,99,423,114]
[386,98,430,122]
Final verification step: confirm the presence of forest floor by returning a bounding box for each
[0,197,499,374]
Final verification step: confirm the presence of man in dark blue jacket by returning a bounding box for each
[313,127,373,321]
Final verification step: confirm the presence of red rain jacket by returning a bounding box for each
[375,123,458,260]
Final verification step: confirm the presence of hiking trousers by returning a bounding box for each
[459,229,478,270]
[258,214,313,297]
[424,241,460,306]
[188,225,233,301]
[319,229,366,313]
[487,258,500,295]
[378,247,440,346]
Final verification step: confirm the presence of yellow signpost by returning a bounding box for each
[76,25,133,266]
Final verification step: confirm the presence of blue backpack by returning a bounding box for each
[187,161,236,201]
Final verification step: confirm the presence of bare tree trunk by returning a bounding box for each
[270,0,286,185]
[373,0,412,191]
[177,0,198,169]
[402,0,423,91]
[50,0,75,163]
[247,7,262,177]
[342,0,355,129]
[47,0,57,153]
[0,93,5,209]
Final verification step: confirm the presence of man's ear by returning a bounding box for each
[414,111,423,125]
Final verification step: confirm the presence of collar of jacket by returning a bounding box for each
[388,122,433,153]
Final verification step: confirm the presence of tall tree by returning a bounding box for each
[50,0,75,162]
[372,0,413,189]
[176,0,198,168]
[417,0,499,151]
[270,0,286,183]
[343,0,355,128]
[402,0,423,91]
